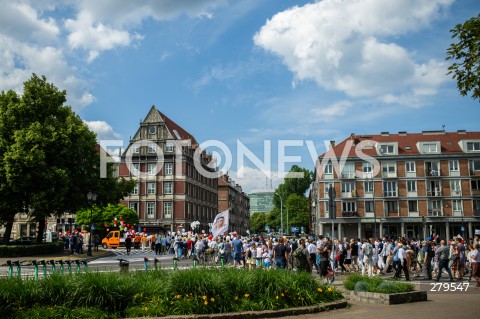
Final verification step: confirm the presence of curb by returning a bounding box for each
[131,299,348,319]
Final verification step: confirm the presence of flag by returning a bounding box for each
[212,210,229,237]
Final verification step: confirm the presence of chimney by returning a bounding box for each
[330,140,336,147]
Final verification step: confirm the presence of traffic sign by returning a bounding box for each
[291,227,298,233]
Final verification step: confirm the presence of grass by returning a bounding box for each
[343,274,415,294]
[0,268,343,318]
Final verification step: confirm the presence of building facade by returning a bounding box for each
[248,189,275,214]
[118,106,218,234]
[312,130,480,241]
[217,174,250,235]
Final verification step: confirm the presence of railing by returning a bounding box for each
[428,209,443,217]
[425,169,441,177]
[342,211,358,217]
[387,211,399,217]
[470,170,480,176]
[426,190,442,197]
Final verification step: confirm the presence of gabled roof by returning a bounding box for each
[134,105,198,146]
[319,131,480,158]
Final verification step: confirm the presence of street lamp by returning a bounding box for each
[275,193,283,235]
[87,191,97,257]
[456,189,464,239]
[366,175,377,239]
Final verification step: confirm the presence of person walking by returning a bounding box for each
[435,240,454,282]
[273,238,288,269]
[470,244,480,288]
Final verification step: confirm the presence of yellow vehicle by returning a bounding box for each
[101,230,125,248]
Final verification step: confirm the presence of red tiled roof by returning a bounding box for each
[319,131,480,158]
[153,107,198,146]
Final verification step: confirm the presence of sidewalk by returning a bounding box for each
[280,292,477,319]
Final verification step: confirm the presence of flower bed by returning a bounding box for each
[343,274,426,305]
[0,268,344,318]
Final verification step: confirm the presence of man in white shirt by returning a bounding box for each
[361,238,373,277]
[394,243,410,281]
[307,240,317,268]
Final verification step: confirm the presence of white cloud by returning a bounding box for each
[253,0,453,104]
[230,166,283,194]
[85,120,123,140]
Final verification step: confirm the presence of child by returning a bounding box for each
[263,251,271,269]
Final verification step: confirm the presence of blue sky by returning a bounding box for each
[1,0,479,193]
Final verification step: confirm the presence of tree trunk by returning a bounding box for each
[37,216,46,244]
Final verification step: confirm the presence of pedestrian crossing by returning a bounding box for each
[106,248,171,256]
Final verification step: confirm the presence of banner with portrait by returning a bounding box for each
[212,210,229,237]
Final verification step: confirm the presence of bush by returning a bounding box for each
[0,242,63,258]
[0,268,344,318]
[344,274,414,294]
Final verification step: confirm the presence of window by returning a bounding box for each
[148,144,156,153]
[164,181,173,194]
[364,181,373,193]
[129,202,138,213]
[132,146,140,153]
[164,202,173,218]
[467,142,480,151]
[405,161,415,172]
[132,183,139,195]
[379,144,394,154]
[341,163,355,178]
[471,179,480,190]
[423,143,438,153]
[382,162,396,173]
[365,201,374,213]
[470,160,480,171]
[324,183,334,198]
[407,181,417,192]
[383,181,397,197]
[165,142,174,152]
[452,199,462,211]
[147,182,156,195]
[363,162,373,173]
[324,162,333,174]
[146,202,155,219]
[341,182,355,193]
[131,163,139,176]
[449,160,459,172]
[386,201,398,213]
[147,163,157,175]
[451,180,461,193]
[408,200,418,212]
[164,163,173,175]
[342,201,356,212]
[474,200,480,211]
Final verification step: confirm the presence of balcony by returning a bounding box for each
[341,190,356,198]
[387,211,399,217]
[425,169,441,177]
[426,190,442,197]
[428,209,443,217]
[474,209,480,217]
[342,211,358,217]
[472,189,480,196]
[341,173,356,179]
[382,171,397,178]
[470,170,480,176]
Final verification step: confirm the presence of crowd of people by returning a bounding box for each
[61,228,480,288]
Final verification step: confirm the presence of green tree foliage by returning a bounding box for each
[0,74,134,243]
[249,212,266,234]
[75,203,139,231]
[446,14,480,101]
[269,165,313,234]
[285,193,310,231]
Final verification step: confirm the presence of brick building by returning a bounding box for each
[311,130,480,241]
[118,106,218,234]
[217,174,250,235]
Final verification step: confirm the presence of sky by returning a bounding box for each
[1,0,479,194]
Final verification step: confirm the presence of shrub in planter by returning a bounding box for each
[344,274,414,294]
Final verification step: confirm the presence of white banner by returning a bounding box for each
[212,210,229,237]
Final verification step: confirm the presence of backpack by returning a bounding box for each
[364,243,373,257]
[293,247,309,270]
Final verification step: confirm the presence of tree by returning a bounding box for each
[0,74,133,243]
[285,193,310,231]
[446,14,480,101]
[249,212,266,234]
[75,203,139,232]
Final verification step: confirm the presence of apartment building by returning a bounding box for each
[118,106,218,234]
[311,130,480,241]
[217,174,250,235]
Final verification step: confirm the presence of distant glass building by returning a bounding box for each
[249,189,275,214]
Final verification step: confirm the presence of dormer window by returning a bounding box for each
[378,143,397,155]
[417,141,440,154]
[467,141,480,151]
[423,143,438,153]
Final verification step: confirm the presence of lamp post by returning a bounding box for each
[275,193,283,235]
[87,191,97,257]
[366,176,377,239]
[456,189,464,239]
